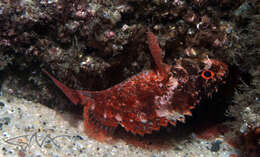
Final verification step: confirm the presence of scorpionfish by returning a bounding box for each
[43,31,228,139]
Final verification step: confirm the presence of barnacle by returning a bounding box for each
[43,31,228,140]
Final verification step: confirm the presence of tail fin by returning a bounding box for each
[42,69,81,105]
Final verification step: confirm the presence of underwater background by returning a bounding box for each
[0,0,259,156]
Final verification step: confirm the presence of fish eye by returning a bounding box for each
[201,70,215,80]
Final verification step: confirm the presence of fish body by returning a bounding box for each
[43,31,228,137]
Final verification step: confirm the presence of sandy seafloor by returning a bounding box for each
[0,91,241,157]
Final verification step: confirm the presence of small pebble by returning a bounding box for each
[0,117,11,125]
[210,140,222,152]
[0,101,5,109]
[74,135,84,140]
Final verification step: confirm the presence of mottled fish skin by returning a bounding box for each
[43,31,228,137]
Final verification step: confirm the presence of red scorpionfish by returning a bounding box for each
[43,31,228,140]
